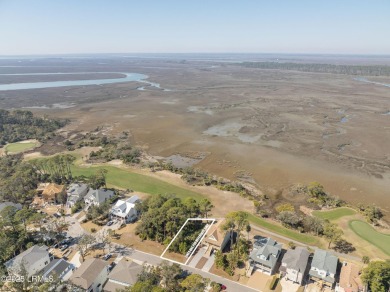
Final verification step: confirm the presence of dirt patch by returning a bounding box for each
[111,223,165,256]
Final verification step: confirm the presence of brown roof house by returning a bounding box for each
[336,262,364,292]
[103,258,143,292]
[41,183,65,204]
[202,219,230,256]
[69,258,108,292]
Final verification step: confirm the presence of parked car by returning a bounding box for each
[218,283,227,290]
[60,244,68,251]
[103,253,112,261]
[106,221,113,226]
[108,262,116,271]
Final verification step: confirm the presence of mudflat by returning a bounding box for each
[1,56,389,214]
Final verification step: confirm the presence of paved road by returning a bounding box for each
[250,224,361,262]
[110,243,258,292]
[66,212,257,291]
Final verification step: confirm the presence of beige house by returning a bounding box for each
[336,262,364,292]
[103,258,143,292]
[69,258,108,292]
[41,183,65,204]
[202,219,230,255]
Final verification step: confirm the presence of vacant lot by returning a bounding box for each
[312,207,356,221]
[349,220,390,256]
[5,140,39,153]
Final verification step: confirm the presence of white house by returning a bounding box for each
[110,195,140,223]
[69,258,108,292]
[309,249,338,287]
[280,247,310,285]
[5,245,53,277]
[66,183,89,208]
[84,189,115,207]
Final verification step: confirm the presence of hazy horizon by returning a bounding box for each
[1,0,389,55]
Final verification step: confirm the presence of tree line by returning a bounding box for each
[239,62,390,76]
[135,194,213,251]
[0,109,68,146]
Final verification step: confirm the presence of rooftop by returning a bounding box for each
[203,219,227,247]
[250,237,282,269]
[69,258,107,289]
[338,262,363,292]
[281,247,310,272]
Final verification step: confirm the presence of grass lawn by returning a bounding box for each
[71,164,204,201]
[246,213,319,245]
[312,207,356,221]
[5,141,38,153]
[349,220,390,256]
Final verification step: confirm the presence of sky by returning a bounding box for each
[0,0,389,55]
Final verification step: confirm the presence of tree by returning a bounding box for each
[77,234,95,261]
[277,211,301,229]
[333,239,355,254]
[361,260,390,292]
[159,261,183,291]
[180,274,210,292]
[214,250,227,270]
[246,224,251,241]
[362,256,370,265]
[275,203,295,213]
[253,200,263,214]
[303,216,324,235]
[199,198,213,218]
[323,223,343,248]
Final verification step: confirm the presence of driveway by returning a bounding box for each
[201,253,215,272]
[189,247,207,268]
[280,278,300,292]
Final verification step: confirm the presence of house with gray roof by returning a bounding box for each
[66,183,89,208]
[0,202,22,213]
[69,258,108,292]
[249,237,282,275]
[42,259,75,281]
[280,247,310,284]
[84,189,115,207]
[309,249,338,287]
[103,258,143,292]
[5,245,53,277]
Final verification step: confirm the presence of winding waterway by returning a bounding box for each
[0,72,164,91]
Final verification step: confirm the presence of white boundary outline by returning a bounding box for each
[160,218,216,265]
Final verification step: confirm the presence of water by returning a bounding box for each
[0,72,150,91]
[354,77,390,88]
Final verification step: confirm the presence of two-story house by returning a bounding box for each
[249,237,282,275]
[110,195,139,223]
[202,219,230,256]
[66,183,89,208]
[280,247,310,284]
[69,258,108,292]
[5,245,53,277]
[84,189,114,207]
[309,249,338,287]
